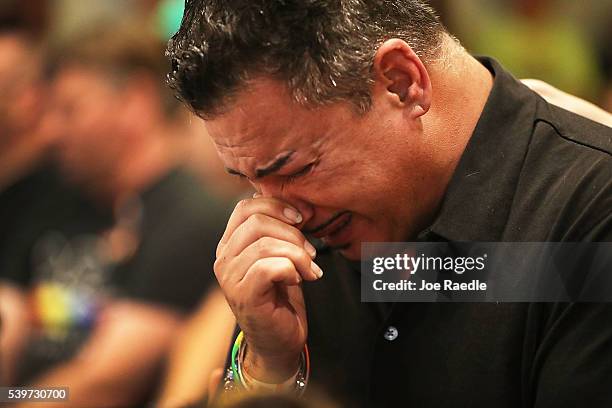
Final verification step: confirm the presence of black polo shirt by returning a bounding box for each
[302,58,612,408]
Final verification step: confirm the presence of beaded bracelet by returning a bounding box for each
[226,331,310,396]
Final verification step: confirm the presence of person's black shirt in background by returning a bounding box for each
[301,58,612,408]
[0,166,229,384]
[0,164,113,381]
[0,165,111,286]
[114,169,229,313]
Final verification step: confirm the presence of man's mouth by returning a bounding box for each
[305,211,353,239]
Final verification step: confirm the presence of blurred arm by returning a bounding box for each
[522,79,612,127]
[156,289,236,408]
[16,300,182,408]
[0,283,31,385]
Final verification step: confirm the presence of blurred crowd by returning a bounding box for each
[0,0,610,407]
[0,1,245,407]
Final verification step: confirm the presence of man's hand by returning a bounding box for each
[214,196,321,383]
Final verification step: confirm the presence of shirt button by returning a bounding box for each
[384,326,399,341]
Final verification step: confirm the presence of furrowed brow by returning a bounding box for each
[223,150,296,180]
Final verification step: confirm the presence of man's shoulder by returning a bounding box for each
[534,100,612,157]
[506,100,612,241]
[529,100,612,202]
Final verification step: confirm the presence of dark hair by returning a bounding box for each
[166,0,446,118]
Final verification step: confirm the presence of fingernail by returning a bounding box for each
[252,192,262,198]
[304,240,316,258]
[283,207,302,224]
[311,261,323,279]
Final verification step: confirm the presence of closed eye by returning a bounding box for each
[286,162,316,183]
[225,167,249,180]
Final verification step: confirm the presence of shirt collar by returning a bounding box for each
[420,57,538,242]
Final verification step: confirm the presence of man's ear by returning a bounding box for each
[372,39,432,118]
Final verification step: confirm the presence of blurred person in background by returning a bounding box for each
[0,30,54,191]
[0,26,71,387]
[0,21,234,407]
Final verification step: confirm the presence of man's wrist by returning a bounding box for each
[226,331,310,397]
[241,360,300,391]
[242,345,302,384]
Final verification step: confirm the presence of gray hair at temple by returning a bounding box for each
[165,0,447,119]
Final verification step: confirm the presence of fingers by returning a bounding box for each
[218,237,320,287]
[218,197,303,256]
[214,194,322,317]
[222,214,315,259]
[242,257,303,298]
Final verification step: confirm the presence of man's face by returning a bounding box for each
[206,79,443,260]
[51,67,129,188]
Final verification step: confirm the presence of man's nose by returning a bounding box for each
[256,182,315,227]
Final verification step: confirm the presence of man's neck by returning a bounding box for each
[422,38,494,208]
